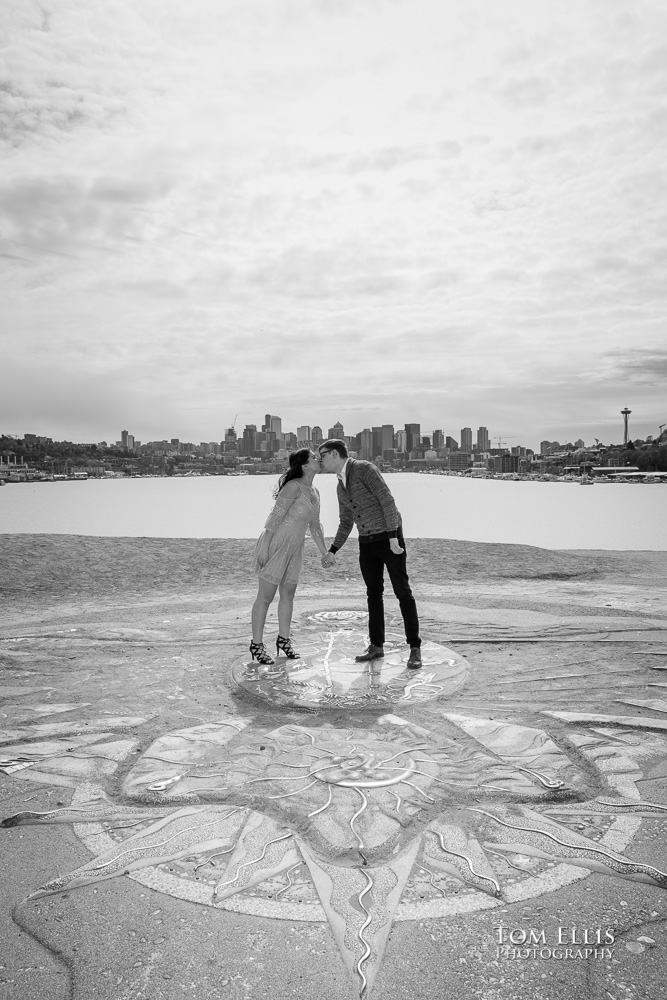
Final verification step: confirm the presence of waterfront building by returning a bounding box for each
[460,427,473,452]
[449,452,471,471]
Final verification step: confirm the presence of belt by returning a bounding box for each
[359,531,391,544]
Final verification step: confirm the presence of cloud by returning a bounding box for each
[601,349,667,385]
[1,0,666,447]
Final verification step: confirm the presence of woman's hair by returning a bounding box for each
[274,449,312,497]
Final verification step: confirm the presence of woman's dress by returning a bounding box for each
[253,482,325,586]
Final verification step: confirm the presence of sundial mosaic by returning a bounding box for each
[232,613,468,708]
[2,612,667,997]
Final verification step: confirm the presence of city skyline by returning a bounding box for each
[7,403,657,457]
[2,2,666,445]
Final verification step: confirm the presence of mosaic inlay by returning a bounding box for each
[231,628,469,708]
[4,712,667,997]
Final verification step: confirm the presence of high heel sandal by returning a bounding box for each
[249,641,274,665]
[276,635,300,659]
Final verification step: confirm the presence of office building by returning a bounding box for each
[395,429,407,452]
[311,426,323,444]
[405,423,420,453]
[381,425,395,454]
[445,436,458,451]
[297,426,311,446]
[360,428,373,460]
[263,414,282,436]
[460,427,472,452]
[241,425,257,457]
[328,421,344,439]
[449,452,471,471]
[477,426,490,452]
[433,429,444,449]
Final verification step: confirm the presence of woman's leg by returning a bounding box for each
[251,578,278,643]
[277,580,298,638]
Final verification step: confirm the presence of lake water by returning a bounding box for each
[1,474,665,550]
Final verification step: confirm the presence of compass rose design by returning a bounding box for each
[2,627,667,997]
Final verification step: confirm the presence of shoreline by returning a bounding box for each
[3,535,666,610]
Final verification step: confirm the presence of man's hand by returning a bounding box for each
[321,552,336,568]
[389,538,404,555]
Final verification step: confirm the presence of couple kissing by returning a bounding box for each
[249,439,422,671]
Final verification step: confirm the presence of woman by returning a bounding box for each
[250,449,327,664]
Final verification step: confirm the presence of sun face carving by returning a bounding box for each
[4,712,667,998]
[3,621,667,999]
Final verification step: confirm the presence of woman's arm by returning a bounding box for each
[308,487,328,557]
[262,481,300,532]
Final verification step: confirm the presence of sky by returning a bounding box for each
[1,0,666,451]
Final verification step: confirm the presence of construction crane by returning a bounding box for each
[494,436,516,449]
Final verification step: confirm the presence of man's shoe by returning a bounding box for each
[407,646,422,669]
[355,644,385,662]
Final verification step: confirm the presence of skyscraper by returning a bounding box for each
[311,426,323,444]
[445,436,458,451]
[460,427,472,452]
[381,424,395,454]
[372,427,383,458]
[297,426,311,446]
[360,428,373,460]
[242,424,257,457]
[476,426,490,451]
[328,421,344,439]
[263,414,282,435]
[433,429,444,449]
[405,423,420,453]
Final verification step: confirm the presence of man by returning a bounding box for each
[319,439,422,669]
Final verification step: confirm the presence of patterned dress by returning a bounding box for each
[253,482,325,586]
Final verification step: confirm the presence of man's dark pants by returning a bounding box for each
[358,530,420,648]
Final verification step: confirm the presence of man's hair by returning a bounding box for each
[321,438,348,459]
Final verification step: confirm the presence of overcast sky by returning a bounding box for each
[2,0,666,450]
